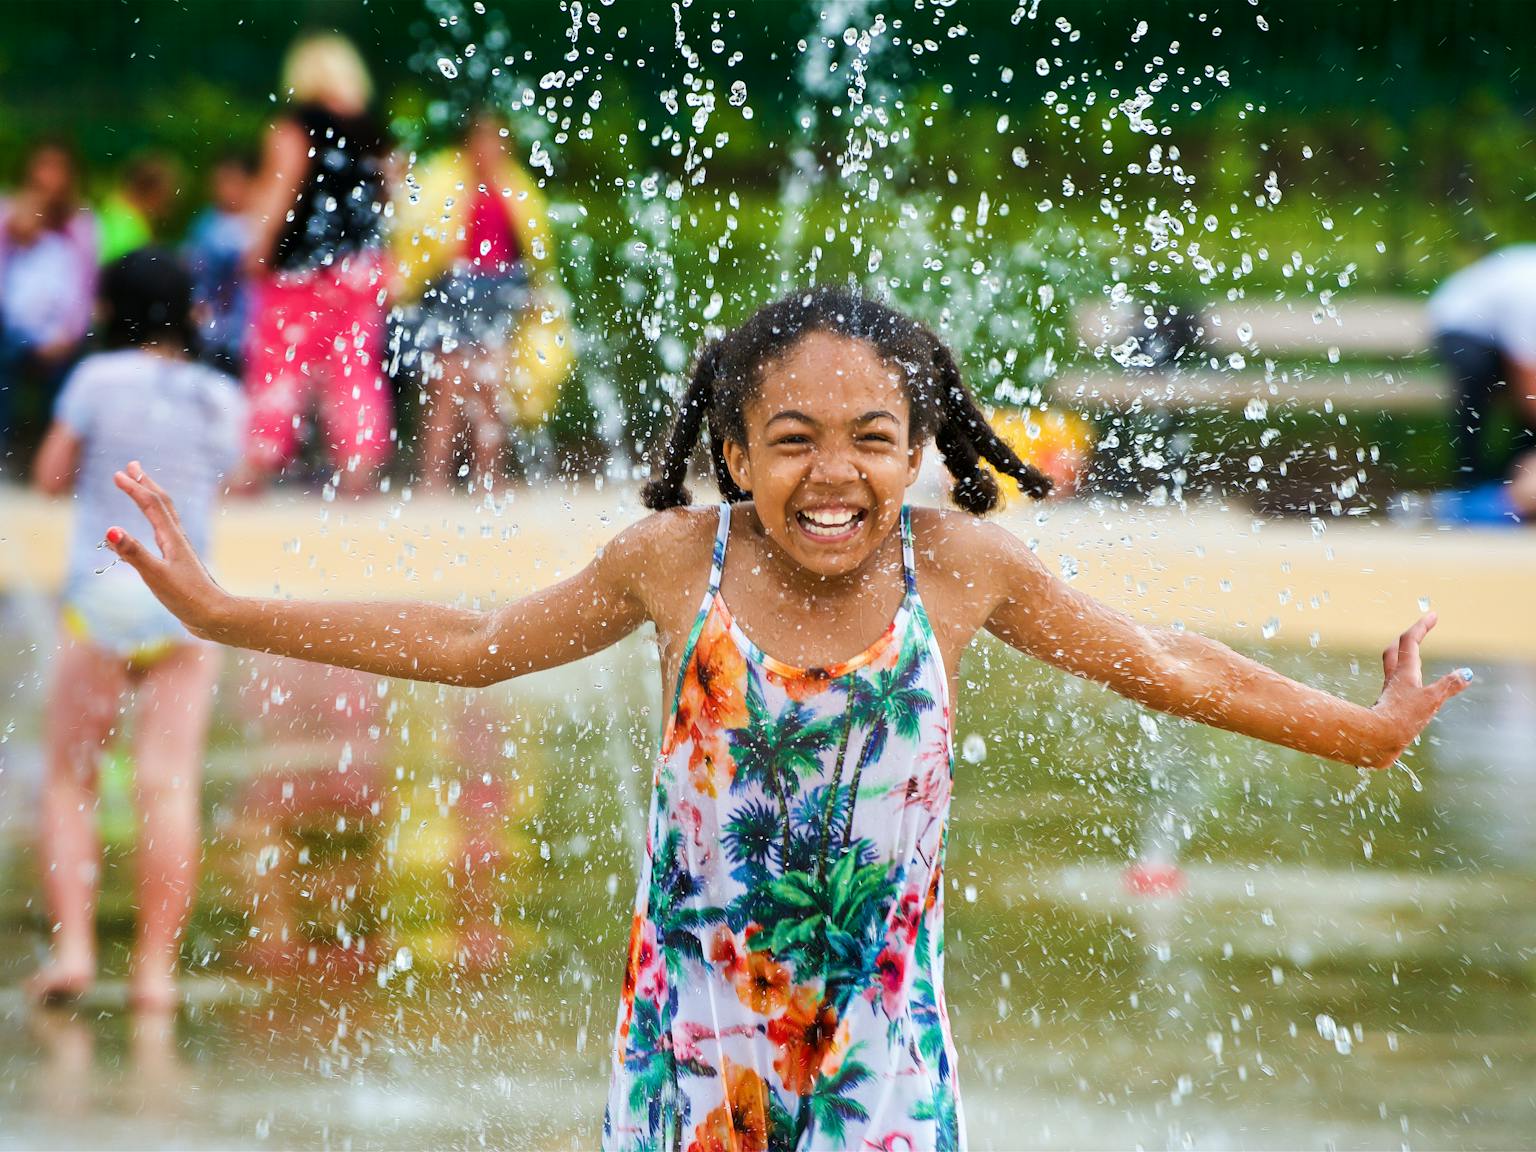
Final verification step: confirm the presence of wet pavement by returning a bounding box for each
[1,598,1532,1148]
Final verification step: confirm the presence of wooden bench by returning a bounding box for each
[1068,297,1441,412]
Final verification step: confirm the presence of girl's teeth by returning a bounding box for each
[798,510,861,537]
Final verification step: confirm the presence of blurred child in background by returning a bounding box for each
[29,248,244,1011]
[391,111,569,493]
[183,152,255,375]
[97,153,179,264]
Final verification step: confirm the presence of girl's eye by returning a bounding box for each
[860,433,895,444]
[772,435,810,446]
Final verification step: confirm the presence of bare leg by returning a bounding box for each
[1509,450,1536,517]
[28,636,129,1002]
[418,358,463,496]
[460,354,507,493]
[127,643,221,1011]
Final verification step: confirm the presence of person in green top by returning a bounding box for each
[97,154,178,264]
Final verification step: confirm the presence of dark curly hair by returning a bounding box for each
[640,286,1053,515]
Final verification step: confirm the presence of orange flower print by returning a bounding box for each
[687,724,734,798]
[733,947,792,1016]
[686,1059,771,1152]
[767,986,848,1096]
[677,622,749,734]
[709,926,747,982]
[766,663,836,703]
[616,912,644,1053]
[633,919,666,1004]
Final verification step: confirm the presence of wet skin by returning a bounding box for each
[712,331,928,671]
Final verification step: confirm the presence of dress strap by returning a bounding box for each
[899,505,917,597]
[708,502,732,595]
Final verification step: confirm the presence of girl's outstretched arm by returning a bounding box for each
[104,463,650,687]
[977,523,1469,770]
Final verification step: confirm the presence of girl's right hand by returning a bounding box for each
[106,462,230,639]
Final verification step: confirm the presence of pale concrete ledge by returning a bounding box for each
[5,482,1531,661]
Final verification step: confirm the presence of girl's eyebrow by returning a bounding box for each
[764,409,900,429]
[764,409,816,428]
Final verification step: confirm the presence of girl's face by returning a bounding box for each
[723,331,922,580]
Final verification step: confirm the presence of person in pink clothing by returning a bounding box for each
[240,33,393,495]
[0,139,98,473]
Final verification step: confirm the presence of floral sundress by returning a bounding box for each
[603,503,964,1152]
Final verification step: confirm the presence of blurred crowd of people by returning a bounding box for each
[1,32,569,501]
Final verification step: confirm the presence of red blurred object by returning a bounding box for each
[1123,860,1186,896]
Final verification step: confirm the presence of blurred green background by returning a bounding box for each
[7,0,1536,291]
[5,0,1531,487]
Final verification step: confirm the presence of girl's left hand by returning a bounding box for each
[1369,613,1472,769]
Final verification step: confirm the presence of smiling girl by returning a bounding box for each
[102,288,1469,1151]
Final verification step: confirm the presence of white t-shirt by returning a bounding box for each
[1428,245,1536,360]
[2,230,81,346]
[54,350,244,613]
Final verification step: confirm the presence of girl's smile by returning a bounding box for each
[793,504,867,541]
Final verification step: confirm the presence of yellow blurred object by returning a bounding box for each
[987,407,1094,501]
[389,148,556,302]
[497,293,576,429]
[389,145,575,429]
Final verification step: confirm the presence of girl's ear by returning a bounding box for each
[721,438,752,495]
[905,441,924,487]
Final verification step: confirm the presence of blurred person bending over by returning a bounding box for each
[30,248,244,1010]
[391,112,562,494]
[0,140,98,472]
[1428,245,1536,522]
[183,152,256,375]
[242,33,392,495]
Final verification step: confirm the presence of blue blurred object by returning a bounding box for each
[1430,482,1524,526]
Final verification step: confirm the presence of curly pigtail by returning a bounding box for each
[641,342,722,510]
[932,345,1054,514]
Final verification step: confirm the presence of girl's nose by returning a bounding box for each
[809,448,862,485]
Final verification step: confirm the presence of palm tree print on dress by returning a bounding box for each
[603,505,965,1152]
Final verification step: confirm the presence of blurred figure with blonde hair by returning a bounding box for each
[240,32,393,494]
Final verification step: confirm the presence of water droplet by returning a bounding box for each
[437,58,459,80]
[1011,146,1029,168]
[961,733,986,763]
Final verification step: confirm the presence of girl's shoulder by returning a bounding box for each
[596,502,720,614]
[64,348,145,385]
[907,503,1016,562]
[906,503,1042,600]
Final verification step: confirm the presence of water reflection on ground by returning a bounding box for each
[0,598,1532,1149]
